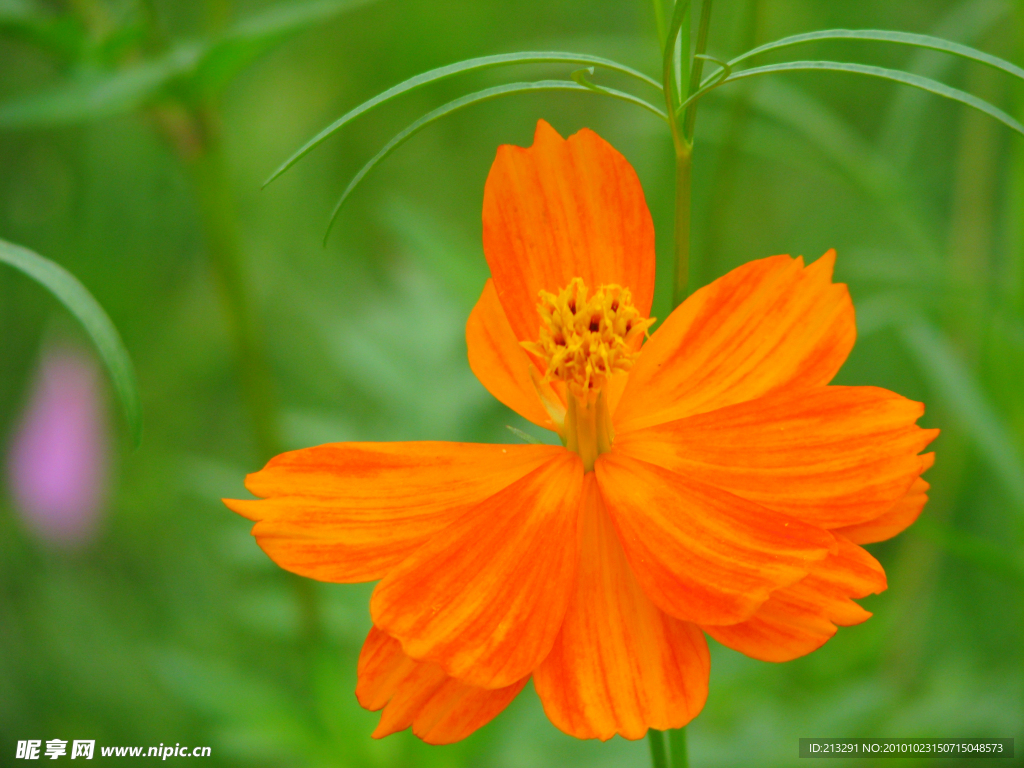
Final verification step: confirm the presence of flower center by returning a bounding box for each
[523,277,653,399]
[523,278,654,470]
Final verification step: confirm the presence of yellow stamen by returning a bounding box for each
[523,278,654,469]
[522,278,654,399]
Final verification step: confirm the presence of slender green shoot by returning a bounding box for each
[505,425,544,444]
[680,60,1024,137]
[676,53,731,115]
[322,80,667,243]
[649,729,669,768]
[264,52,662,187]
[730,28,1024,83]
[661,0,690,148]
[0,238,142,446]
[652,0,667,46]
[681,0,714,141]
[669,727,689,768]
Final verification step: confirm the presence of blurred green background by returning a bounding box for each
[1,0,1023,765]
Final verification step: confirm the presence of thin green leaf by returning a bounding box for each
[662,0,690,111]
[900,318,1024,516]
[570,65,643,107]
[264,52,662,187]
[193,0,378,95]
[681,0,715,141]
[322,79,667,243]
[0,44,199,128]
[676,53,730,115]
[701,61,1024,138]
[730,28,1024,83]
[880,0,1010,165]
[651,0,667,47]
[506,425,544,445]
[0,239,142,445]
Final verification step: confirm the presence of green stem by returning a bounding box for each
[667,0,714,308]
[669,727,689,768]
[672,144,693,307]
[648,730,669,768]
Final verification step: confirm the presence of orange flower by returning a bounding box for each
[225,120,936,744]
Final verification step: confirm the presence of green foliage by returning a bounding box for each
[0,45,200,128]
[324,79,667,239]
[1,1,1023,766]
[880,0,1010,165]
[0,238,141,445]
[692,60,1024,136]
[263,51,663,187]
[731,28,1024,81]
[0,0,378,128]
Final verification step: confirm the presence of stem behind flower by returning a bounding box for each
[653,2,714,765]
[649,729,669,768]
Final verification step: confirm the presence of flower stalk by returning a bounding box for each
[564,391,614,472]
[665,0,713,310]
[672,145,693,308]
[649,729,669,768]
[669,727,690,768]
[655,2,714,763]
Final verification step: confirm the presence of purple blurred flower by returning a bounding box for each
[7,344,110,547]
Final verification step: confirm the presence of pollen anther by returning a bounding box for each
[522,277,654,399]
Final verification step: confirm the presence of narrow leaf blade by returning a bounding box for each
[0,239,142,445]
[714,61,1024,137]
[730,28,1024,83]
[880,0,1010,164]
[264,52,662,186]
[322,79,666,242]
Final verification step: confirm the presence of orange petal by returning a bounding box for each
[466,279,565,430]
[835,475,931,544]
[357,626,527,744]
[533,475,709,740]
[615,386,938,528]
[482,120,656,344]
[704,535,886,662]
[370,451,584,689]
[595,452,834,626]
[615,251,855,432]
[224,442,563,582]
